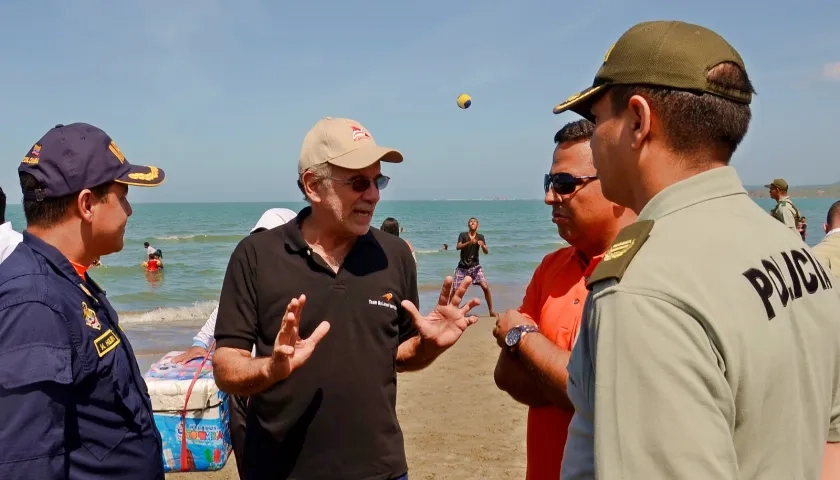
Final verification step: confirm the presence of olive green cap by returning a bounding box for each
[553,20,752,121]
[765,178,789,190]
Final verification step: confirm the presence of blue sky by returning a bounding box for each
[0,0,838,203]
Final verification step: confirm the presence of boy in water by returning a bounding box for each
[143,252,163,271]
[454,217,497,316]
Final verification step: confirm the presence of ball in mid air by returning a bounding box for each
[457,93,472,109]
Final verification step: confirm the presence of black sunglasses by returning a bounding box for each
[331,174,390,192]
[544,173,598,195]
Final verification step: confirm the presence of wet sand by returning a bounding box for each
[164,317,528,479]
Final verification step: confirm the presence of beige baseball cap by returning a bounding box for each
[298,117,403,175]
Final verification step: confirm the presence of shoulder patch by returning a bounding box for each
[586,220,654,289]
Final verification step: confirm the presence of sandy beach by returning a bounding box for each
[164,317,528,479]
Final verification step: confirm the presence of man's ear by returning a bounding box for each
[627,95,652,150]
[76,189,96,224]
[300,172,322,204]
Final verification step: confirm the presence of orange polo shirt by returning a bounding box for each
[70,260,88,279]
[518,246,602,480]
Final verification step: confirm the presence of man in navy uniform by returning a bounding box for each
[0,123,166,478]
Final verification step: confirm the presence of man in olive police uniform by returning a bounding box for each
[0,123,166,478]
[550,21,840,479]
[767,178,800,233]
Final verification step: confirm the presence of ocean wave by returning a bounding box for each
[119,301,218,325]
[145,234,244,244]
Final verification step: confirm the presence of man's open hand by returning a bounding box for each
[401,276,481,350]
[265,295,330,383]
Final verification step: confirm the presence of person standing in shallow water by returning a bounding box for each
[381,217,416,263]
[454,217,497,317]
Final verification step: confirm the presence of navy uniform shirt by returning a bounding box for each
[0,232,163,479]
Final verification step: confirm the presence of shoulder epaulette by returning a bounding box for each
[586,220,655,289]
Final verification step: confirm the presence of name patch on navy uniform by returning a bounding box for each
[94,329,121,357]
[742,248,834,320]
[587,220,655,289]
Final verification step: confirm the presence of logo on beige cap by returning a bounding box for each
[350,125,371,142]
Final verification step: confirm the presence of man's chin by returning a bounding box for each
[105,236,125,255]
[558,228,578,245]
[349,223,371,237]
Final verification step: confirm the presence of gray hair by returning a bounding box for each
[298,162,333,203]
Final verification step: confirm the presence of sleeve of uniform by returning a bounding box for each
[192,306,218,349]
[398,247,420,344]
[591,289,737,479]
[0,302,73,477]
[831,378,840,442]
[781,205,797,230]
[214,239,259,351]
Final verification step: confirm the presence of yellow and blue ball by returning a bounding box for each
[457,93,472,109]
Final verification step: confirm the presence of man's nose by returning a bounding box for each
[361,181,380,201]
[544,187,562,206]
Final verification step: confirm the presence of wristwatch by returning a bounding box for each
[504,324,539,351]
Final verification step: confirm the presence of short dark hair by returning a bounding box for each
[609,62,756,163]
[827,200,840,228]
[381,217,400,236]
[0,187,6,224]
[554,119,595,145]
[19,172,112,228]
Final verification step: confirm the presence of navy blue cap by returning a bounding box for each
[19,122,165,201]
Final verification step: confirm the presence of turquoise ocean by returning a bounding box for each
[5,198,836,371]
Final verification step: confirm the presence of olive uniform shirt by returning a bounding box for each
[771,196,799,232]
[561,166,840,480]
[813,229,840,279]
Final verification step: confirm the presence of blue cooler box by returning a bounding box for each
[144,351,232,472]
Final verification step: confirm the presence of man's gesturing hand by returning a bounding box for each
[265,294,330,383]
[401,276,481,350]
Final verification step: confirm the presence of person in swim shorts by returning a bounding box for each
[454,217,497,317]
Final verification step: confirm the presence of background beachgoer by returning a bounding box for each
[455,217,497,316]
[381,216,416,263]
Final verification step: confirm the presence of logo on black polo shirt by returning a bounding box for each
[369,293,398,311]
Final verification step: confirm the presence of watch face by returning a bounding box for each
[505,327,522,348]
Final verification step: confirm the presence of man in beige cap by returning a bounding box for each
[552,20,840,479]
[212,117,482,480]
[767,178,801,233]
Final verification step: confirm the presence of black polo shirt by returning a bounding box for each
[214,207,419,480]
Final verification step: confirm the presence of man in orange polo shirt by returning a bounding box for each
[492,119,636,480]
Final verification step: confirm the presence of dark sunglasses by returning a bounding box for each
[331,174,390,192]
[544,172,598,194]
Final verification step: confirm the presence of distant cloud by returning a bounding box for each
[823,62,840,81]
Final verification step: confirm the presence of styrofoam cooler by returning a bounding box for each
[144,350,232,472]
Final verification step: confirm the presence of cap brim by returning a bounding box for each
[328,145,404,170]
[115,164,165,187]
[552,85,607,122]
